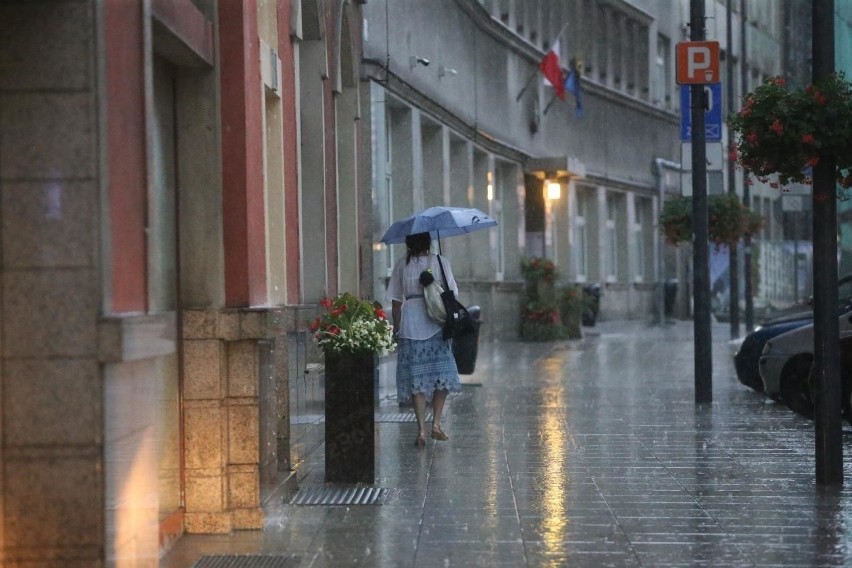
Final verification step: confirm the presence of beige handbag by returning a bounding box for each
[420,258,446,323]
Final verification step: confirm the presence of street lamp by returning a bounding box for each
[546,180,561,201]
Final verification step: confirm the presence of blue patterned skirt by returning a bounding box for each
[396,332,461,404]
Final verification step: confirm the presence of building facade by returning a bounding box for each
[0,0,366,565]
[356,0,793,329]
[0,0,829,566]
[361,0,701,330]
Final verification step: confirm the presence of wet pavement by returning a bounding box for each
[161,320,852,567]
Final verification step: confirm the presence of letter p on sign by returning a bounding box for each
[676,41,720,84]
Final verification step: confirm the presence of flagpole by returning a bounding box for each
[515,68,539,102]
[514,21,572,102]
[542,92,559,115]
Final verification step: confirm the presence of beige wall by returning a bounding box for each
[0,1,105,565]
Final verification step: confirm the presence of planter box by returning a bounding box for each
[324,352,377,483]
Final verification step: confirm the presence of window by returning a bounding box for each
[654,34,671,108]
[574,192,588,280]
[494,164,515,280]
[383,107,394,277]
[596,4,608,82]
[606,194,618,281]
[635,200,646,281]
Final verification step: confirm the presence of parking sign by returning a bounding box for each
[676,41,720,84]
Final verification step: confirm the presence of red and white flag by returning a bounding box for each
[539,40,565,99]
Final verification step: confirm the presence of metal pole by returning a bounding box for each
[690,0,712,403]
[726,0,740,339]
[812,0,842,486]
[740,0,754,332]
[794,221,799,304]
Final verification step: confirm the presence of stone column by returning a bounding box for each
[182,308,287,533]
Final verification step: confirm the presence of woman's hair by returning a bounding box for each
[405,232,431,264]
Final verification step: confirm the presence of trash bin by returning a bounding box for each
[581,284,601,327]
[453,305,481,375]
[664,279,678,317]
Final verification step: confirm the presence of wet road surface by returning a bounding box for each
[162,320,852,567]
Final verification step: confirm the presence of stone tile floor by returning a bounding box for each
[161,320,852,567]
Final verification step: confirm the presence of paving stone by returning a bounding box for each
[162,320,852,567]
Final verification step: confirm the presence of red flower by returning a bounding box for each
[745,132,758,145]
[327,325,341,335]
[728,147,739,162]
[769,119,784,135]
[309,317,321,332]
[375,308,387,320]
[817,94,828,106]
[806,156,820,167]
[330,305,347,317]
[319,297,333,309]
[806,85,815,94]
[802,134,815,144]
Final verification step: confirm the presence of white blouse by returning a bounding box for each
[387,253,459,340]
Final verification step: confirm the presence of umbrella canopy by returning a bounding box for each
[379,206,497,244]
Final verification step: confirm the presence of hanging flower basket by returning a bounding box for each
[660,194,764,249]
[727,73,852,188]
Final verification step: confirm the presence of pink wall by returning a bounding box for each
[278,0,301,303]
[219,0,268,307]
[105,1,147,313]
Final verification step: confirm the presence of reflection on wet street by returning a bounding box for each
[163,320,852,567]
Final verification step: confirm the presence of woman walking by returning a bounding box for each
[387,232,462,447]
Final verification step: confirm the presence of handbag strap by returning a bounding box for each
[436,254,450,291]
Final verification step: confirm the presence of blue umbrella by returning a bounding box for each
[379,206,497,245]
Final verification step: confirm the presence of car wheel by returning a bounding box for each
[780,355,815,419]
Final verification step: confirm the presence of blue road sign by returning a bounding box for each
[680,83,722,141]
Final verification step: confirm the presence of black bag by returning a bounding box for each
[436,255,476,340]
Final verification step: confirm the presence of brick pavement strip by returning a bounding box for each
[162,320,852,568]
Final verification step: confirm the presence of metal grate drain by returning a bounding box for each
[288,486,397,506]
[291,412,433,424]
[375,411,432,423]
[192,555,300,568]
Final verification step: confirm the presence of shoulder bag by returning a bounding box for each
[436,255,476,340]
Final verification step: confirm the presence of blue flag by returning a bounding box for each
[564,62,585,118]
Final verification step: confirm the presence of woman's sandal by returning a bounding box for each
[414,433,426,447]
[431,427,449,441]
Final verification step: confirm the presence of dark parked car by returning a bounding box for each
[733,274,852,394]
[733,311,815,394]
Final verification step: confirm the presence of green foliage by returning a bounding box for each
[659,196,692,246]
[660,194,764,248]
[519,257,568,341]
[727,73,852,188]
[520,256,557,283]
[519,298,569,341]
[310,293,395,355]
